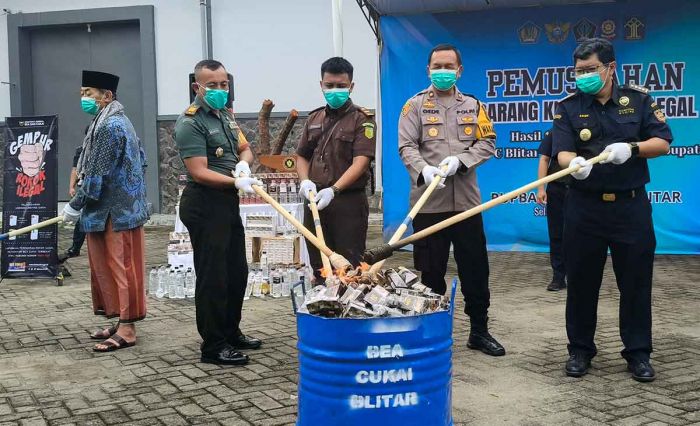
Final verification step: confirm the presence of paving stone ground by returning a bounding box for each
[0,223,698,425]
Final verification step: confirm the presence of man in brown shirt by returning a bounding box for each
[398,44,504,356]
[296,57,376,281]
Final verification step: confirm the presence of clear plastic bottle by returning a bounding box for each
[279,179,288,204]
[175,269,186,299]
[269,179,278,202]
[270,269,282,298]
[253,270,264,297]
[260,251,269,277]
[167,267,177,299]
[185,268,195,298]
[281,268,291,298]
[261,274,270,296]
[148,267,158,296]
[244,270,254,300]
[289,179,298,203]
[156,265,167,298]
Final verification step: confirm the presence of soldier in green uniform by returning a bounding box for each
[175,59,263,366]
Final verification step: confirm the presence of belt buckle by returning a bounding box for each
[602,193,616,202]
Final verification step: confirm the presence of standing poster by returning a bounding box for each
[2,116,59,278]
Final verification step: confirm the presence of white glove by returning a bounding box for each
[570,156,592,180]
[62,204,81,223]
[234,160,251,177]
[299,179,317,201]
[600,143,632,165]
[421,165,446,189]
[439,156,461,177]
[235,176,263,194]
[315,187,335,211]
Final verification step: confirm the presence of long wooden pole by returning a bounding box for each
[369,164,448,272]
[0,216,63,241]
[252,185,351,270]
[364,153,609,263]
[308,191,332,276]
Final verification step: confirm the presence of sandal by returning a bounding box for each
[89,323,118,340]
[93,334,135,352]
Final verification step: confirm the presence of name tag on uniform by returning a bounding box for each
[309,124,322,130]
[208,129,221,135]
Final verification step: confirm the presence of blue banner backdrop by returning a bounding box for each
[380,0,700,254]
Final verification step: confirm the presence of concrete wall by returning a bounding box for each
[0,0,378,118]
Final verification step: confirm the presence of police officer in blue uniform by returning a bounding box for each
[552,38,672,382]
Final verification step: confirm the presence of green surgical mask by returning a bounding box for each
[199,84,229,110]
[323,88,350,109]
[575,72,605,95]
[81,96,100,116]
[575,66,612,95]
[430,69,458,91]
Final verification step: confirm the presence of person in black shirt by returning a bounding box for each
[536,129,569,291]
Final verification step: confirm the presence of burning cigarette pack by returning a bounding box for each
[297,265,449,318]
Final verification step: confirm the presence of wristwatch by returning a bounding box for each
[331,185,341,194]
[629,142,640,157]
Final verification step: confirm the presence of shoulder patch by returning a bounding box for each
[307,105,325,119]
[184,104,200,116]
[559,92,580,103]
[624,84,650,94]
[359,107,375,117]
[401,100,413,117]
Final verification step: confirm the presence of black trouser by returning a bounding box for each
[564,188,655,362]
[303,190,369,281]
[413,212,490,332]
[546,182,567,283]
[69,218,86,253]
[179,183,248,356]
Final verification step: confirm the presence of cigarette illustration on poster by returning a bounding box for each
[1,115,59,278]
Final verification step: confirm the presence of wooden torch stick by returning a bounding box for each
[308,191,333,276]
[369,164,448,273]
[0,216,63,241]
[363,153,609,263]
[252,185,351,270]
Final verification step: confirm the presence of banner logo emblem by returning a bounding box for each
[625,17,645,40]
[574,19,596,42]
[518,21,540,44]
[545,21,571,44]
[601,20,616,39]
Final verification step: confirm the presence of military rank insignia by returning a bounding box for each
[428,128,439,137]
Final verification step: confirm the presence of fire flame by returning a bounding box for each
[317,262,371,284]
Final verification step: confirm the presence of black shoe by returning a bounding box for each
[565,354,591,377]
[58,249,80,263]
[201,347,249,365]
[231,333,262,350]
[627,359,656,382]
[547,279,567,291]
[467,332,505,357]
